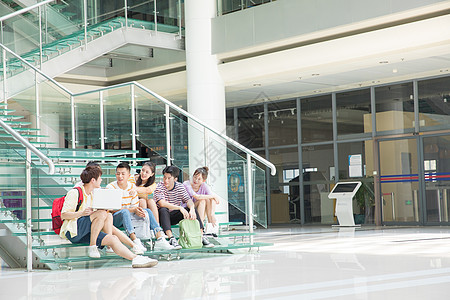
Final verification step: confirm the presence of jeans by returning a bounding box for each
[113,208,162,236]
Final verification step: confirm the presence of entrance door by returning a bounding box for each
[379,138,420,223]
[423,134,450,223]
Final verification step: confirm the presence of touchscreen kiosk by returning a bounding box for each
[328,182,362,227]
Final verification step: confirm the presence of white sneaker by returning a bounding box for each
[132,255,158,268]
[88,245,101,258]
[105,246,115,254]
[132,238,146,254]
[154,237,175,251]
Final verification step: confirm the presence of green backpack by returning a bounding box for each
[178,219,203,249]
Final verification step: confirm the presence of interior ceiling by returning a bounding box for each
[61,13,450,110]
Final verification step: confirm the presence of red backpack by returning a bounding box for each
[51,187,83,234]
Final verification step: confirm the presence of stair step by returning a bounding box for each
[0,108,16,113]
[0,134,48,138]
[0,218,52,223]
[2,120,32,126]
[12,231,56,236]
[0,115,25,120]
[0,206,52,211]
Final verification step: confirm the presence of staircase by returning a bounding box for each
[0,0,275,271]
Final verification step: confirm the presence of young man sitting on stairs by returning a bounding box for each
[154,165,214,249]
[107,162,174,251]
[60,165,157,268]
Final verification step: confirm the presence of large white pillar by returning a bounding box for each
[185,0,228,223]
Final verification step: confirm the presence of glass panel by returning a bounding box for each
[37,79,72,148]
[338,141,375,224]
[135,87,167,165]
[170,112,189,179]
[226,108,236,140]
[3,13,40,58]
[74,92,101,149]
[220,0,244,15]
[379,138,419,222]
[301,95,332,143]
[418,77,450,132]
[103,86,132,150]
[375,82,414,134]
[237,105,264,149]
[423,135,450,223]
[336,89,372,139]
[269,147,299,224]
[302,143,333,223]
[268,100,297,147]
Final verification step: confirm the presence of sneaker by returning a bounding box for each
[202,236,214,248]
[154,237,175,251]
[168,237,182,250]
[88,245,101,258]
[105,246,115,254]
[132,255,158,268]
[132,238,146,254]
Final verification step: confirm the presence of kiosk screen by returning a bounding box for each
[332,183,358,193]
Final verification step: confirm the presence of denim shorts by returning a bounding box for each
[66,216,107,248]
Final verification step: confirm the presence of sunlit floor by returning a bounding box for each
[1,226,450,299]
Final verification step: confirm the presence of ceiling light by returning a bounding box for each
[392,69,398,73]
[253,83,261,86]
[312,73,320,76]
[379,61,389,64]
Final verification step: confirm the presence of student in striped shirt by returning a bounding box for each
[154,165,214,249]
[107,162,174,251]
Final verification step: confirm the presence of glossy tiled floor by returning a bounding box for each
[1,226,450,299]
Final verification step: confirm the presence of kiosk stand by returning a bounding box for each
[328,182,362,227]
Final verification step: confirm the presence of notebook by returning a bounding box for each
[91,189,123,210]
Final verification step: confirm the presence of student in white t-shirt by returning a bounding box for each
[108,162,174,251]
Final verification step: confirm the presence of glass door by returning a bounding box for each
[423,134,450,223]
[379,138,420,223]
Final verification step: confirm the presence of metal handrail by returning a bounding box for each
[0,44,72,95]
[0,0,55,22]
[0,119,54,174]
[134,82,277,176]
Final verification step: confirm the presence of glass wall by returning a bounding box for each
[237,105,264,149]
[423,135,450,223]
[228,75,450,226]
[301,95,332,143]
[419,77,450,132]
[336,89,371,139]
[302,144,333,223]
[375,83,414,135]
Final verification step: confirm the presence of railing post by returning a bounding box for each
[203,127,209,167]
[35,71,40,142]
[154,0,158,32]
[26,148,32,272]
[131,85,136,159]
[165,104,171,166]
[124,0,128,27]
[71,95,75,149]
[247,153,254,244]
[178,0,182,37]
[83,0,88,50]
[2,48,7,104]
[99,91,105,150]
[38,5,43,69]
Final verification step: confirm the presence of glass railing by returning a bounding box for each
[217,0,275,16]
[0,0,184,88]
[69,82,271,227]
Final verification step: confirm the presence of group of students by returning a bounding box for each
[60,161,221,268]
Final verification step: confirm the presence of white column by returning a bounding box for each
[185,0,228,223]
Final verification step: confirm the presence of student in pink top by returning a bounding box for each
[183,167,221,227]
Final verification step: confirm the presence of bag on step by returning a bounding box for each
[178,219,202,249]
[130,210,153,240]
[51,187,83,235]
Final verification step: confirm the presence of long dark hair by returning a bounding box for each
[137,162,156,187]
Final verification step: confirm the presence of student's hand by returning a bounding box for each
[179,207,189,219]
[134,207,146,218]
[188,208,196,220]
[129,188,137,197]
[80,207,93,217]
[213,197,220,205]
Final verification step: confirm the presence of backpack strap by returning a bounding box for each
[74,187,83,212]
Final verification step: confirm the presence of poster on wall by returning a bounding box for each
[349,154,362,178]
